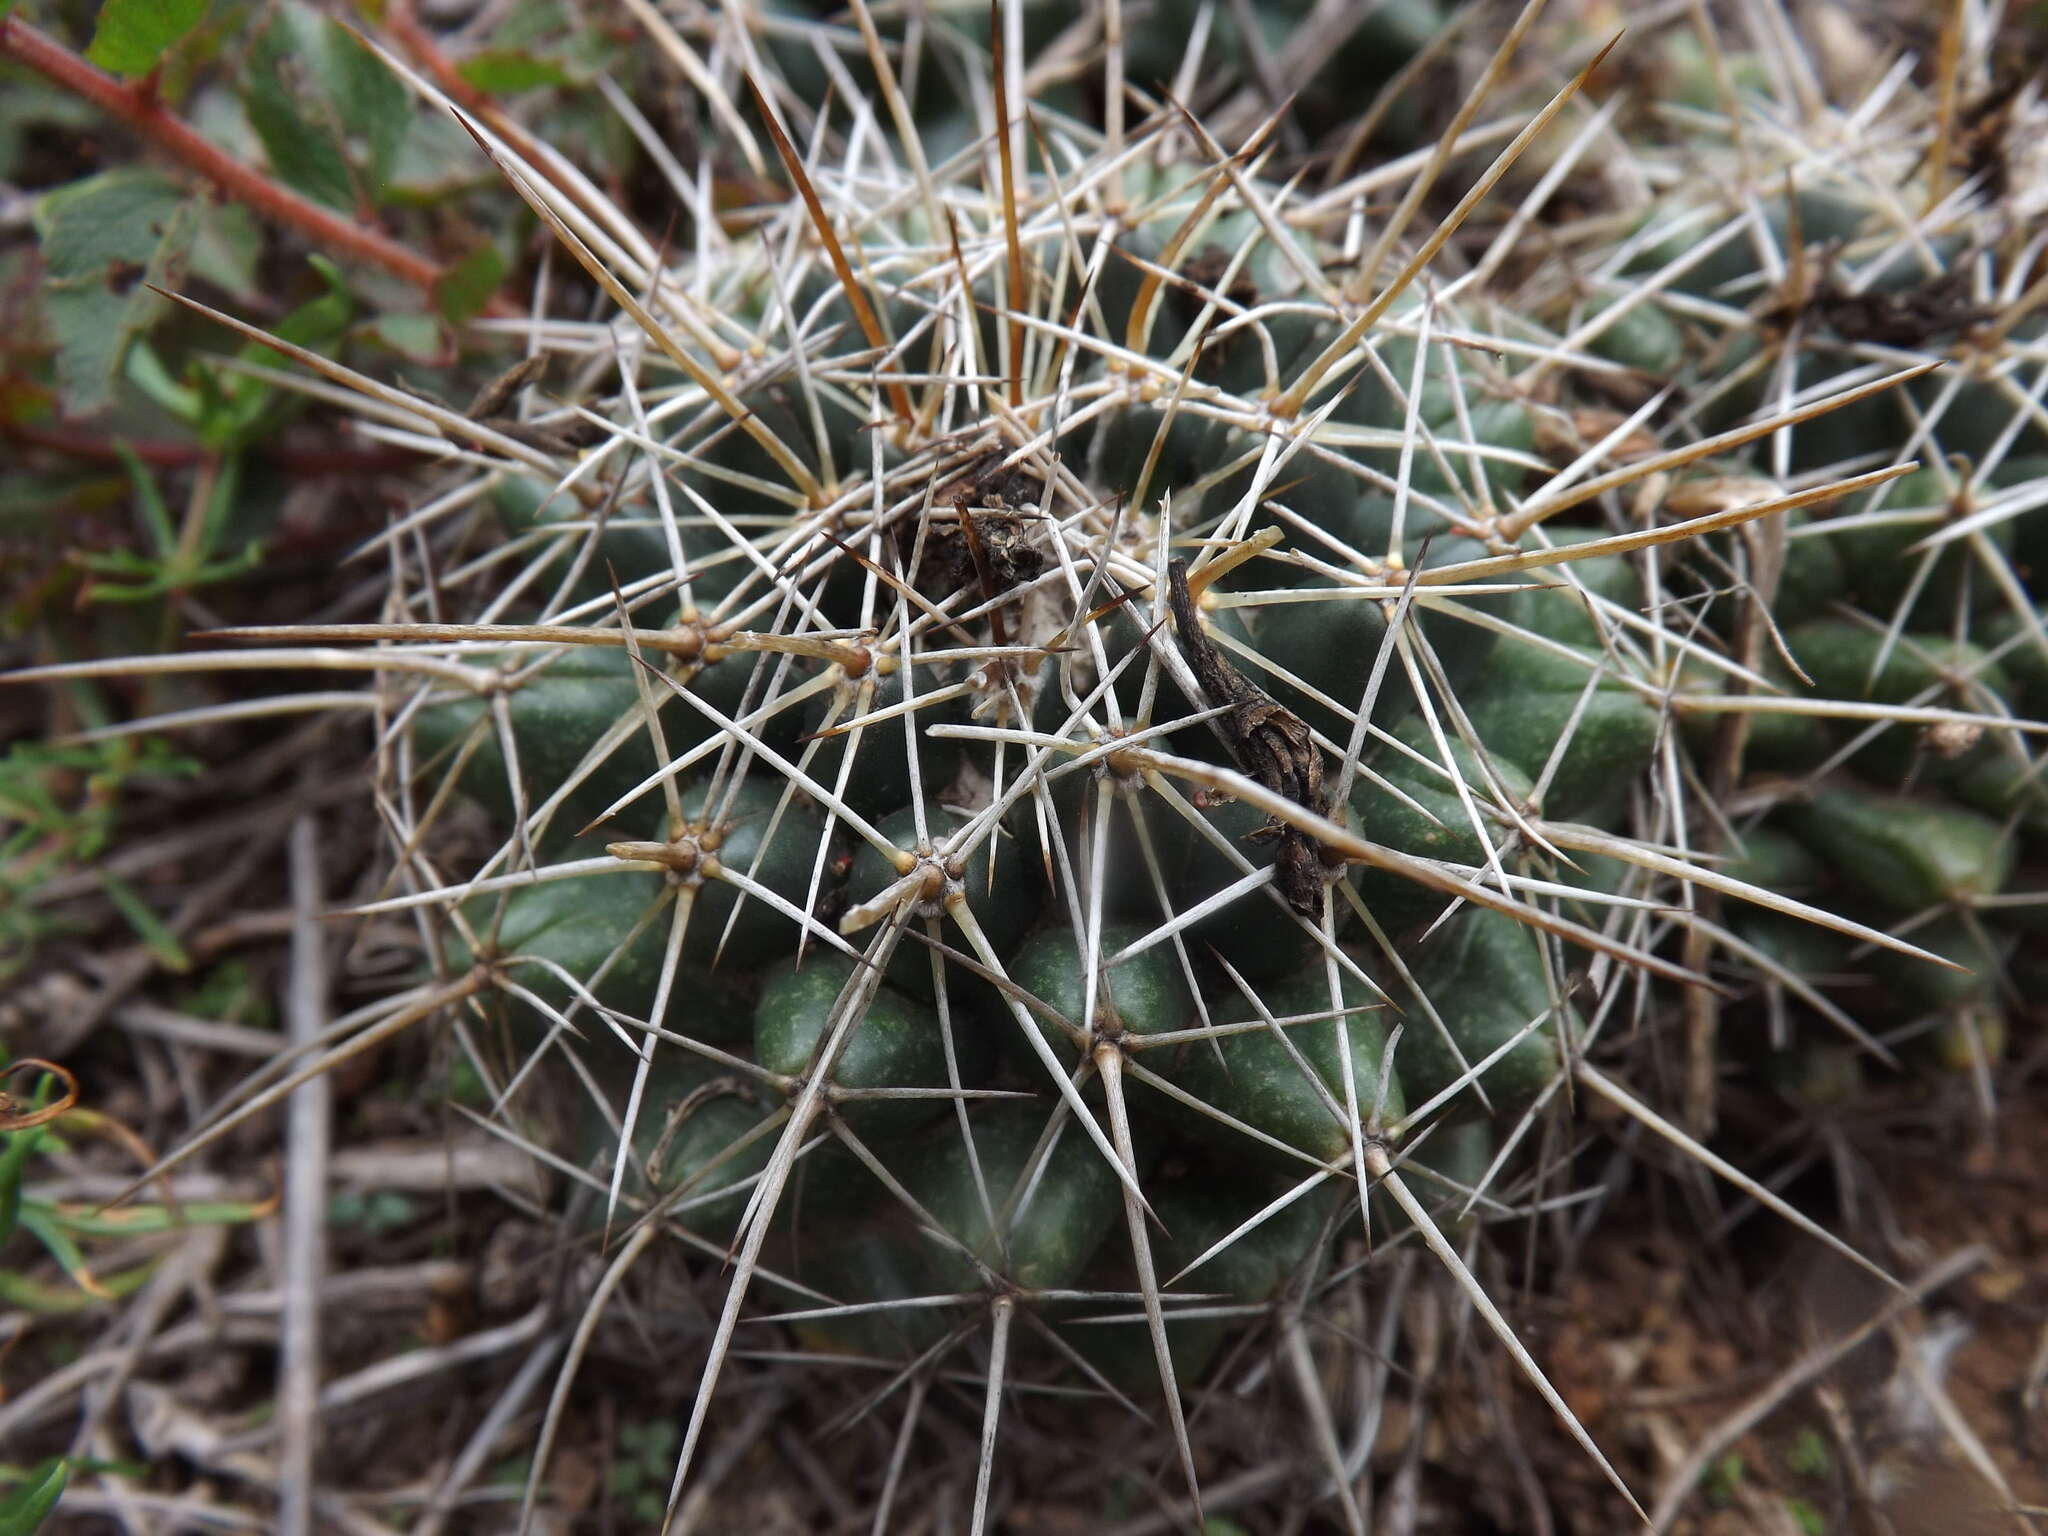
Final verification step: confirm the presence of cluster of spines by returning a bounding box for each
[14,1,2047,1529]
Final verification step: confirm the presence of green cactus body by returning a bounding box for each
[1251,538,1500,734]
[1460,638,1660,819]
[1869,913,2009,1014]
[1007,921,1193,1073]
[1401,909,1568,1113]
[752,952,977,1140]
[1350,722,1534,933]
[1493,527,1642,647]
[455,867,748,1048]
[410,646,663,846]
[909,1101,1127,1294]
[1158,794,1361,982]
[1166,963,1404,1165]
[1782,786,2013,911]
[580,1061,779,1241]
[1074,1167,1339,1393]
[1783,619,2011,784]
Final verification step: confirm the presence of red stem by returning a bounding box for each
[0,15,519,320]
[2,420,428,474]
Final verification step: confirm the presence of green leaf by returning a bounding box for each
[114,443,176,555]
[327,1189,417,1233]
[72,444,262,605]
[180,958,271,1027]
[488,2,565,51]
[370,312,443,361]
[315,16,407,189]
[125,340,204,423]
[242,9,354,210]
[99,870,190,972]
[0,1121,41,1244]
[76,542,263,603]
[1702,1452,1746,1506]
[0,1263,153,1313]
[456,50,569,94]
[237,5,408,210]
[193,439,242,556]
[435,242,504,326]
[1784,1427,1831,1479]
[185,201,263,303]
[85,0,207,77]
[242,85,354,211]
[174,257,351,449]
[0,1459,67,1536]
[17,1204,104,1298]
[273,256,353,351]
[383,109,488,200]
[49,1198,270,1238]
[54,1204,266,1236]
[33,170,196,415]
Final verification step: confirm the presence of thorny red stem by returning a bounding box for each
[0,15,519,319]
[2,420,428,475]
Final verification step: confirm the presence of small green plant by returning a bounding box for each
[0,1058,269,1312]
[0,1459,67,1536]
[1785,1426,1833,1481]
[66,447,263,609]
[607,1418,681,1528]
[175,958,271,1030]
[1787,1495,1828,1535]
[0,735,198,979]
[326,1189,418,1237]
[1702,1450,1747,1507]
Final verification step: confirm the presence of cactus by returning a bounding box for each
[16,0,2047,1527]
